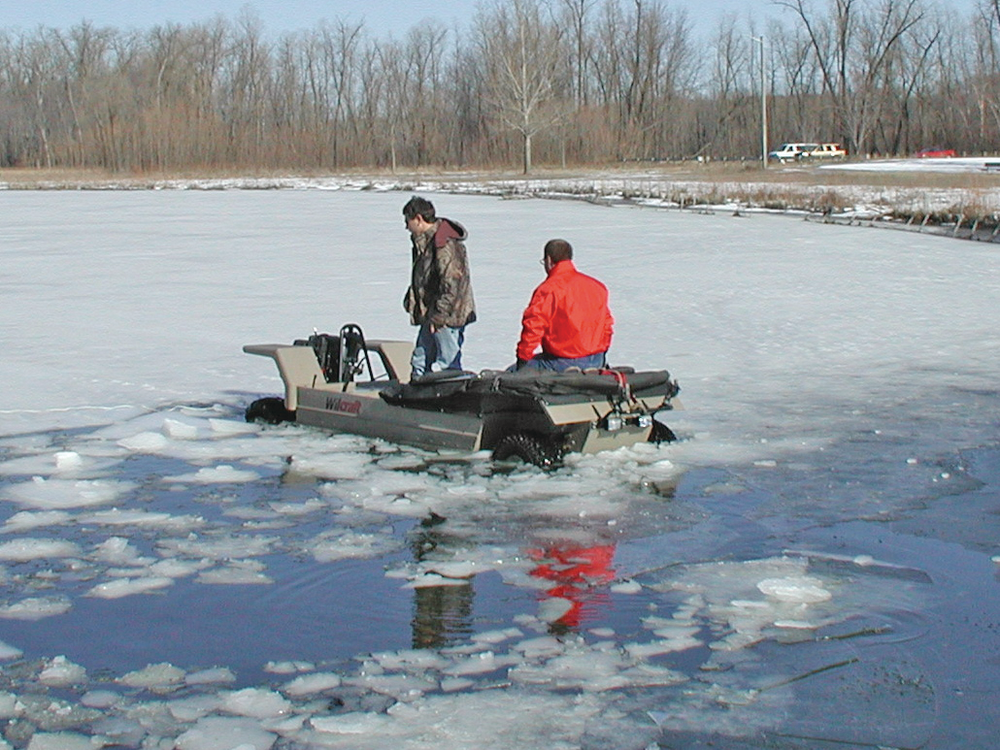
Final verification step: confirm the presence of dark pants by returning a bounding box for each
[518,351,607,372]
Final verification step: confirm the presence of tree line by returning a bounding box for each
[1,0,997,174]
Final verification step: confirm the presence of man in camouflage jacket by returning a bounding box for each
[402,196,477,380]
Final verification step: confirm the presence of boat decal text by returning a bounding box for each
[325,396,362,416]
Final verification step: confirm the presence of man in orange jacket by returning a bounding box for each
[515,239,614,371]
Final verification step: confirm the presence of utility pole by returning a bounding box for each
[753,36,769,169]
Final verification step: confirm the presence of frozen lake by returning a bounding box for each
[0,187,998,749]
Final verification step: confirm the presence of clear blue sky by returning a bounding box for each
[0,0,978,39]
[0,1,804,38]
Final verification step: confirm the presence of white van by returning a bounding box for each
[809,143,847,158]
[767,143,819,162]
[768,142,846,162]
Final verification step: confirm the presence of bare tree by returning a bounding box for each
[318,20,365,167]
[590,0,696,159]
[970,0,1000,143]
[705,15,757,158]
[9,31,59,167]
[777,0,931,154]
[475,0,567,173]
[0,1,993,172]
[558,0,599,108]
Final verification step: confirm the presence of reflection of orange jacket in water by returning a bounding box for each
[528,545,616,629]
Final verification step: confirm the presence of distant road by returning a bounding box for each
[822,157,1000,174]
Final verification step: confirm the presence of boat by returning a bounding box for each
[243,324,680,467]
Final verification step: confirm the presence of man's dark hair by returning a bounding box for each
[544,239,573,263]
[402,196,436,223]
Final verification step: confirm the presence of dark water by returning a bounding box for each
[1,402,998,747]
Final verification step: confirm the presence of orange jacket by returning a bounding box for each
[516,260,614,362]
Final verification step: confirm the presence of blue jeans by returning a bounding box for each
[518,351,607,372]
[411,324,466,379]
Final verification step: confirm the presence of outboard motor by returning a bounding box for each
[295,332,340,382]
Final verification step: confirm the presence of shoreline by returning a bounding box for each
[3,163,999,241]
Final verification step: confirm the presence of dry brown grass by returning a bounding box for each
[4,162,999,228]
[6,161,1000,189]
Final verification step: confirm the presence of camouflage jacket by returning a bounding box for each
[403,218,477,329]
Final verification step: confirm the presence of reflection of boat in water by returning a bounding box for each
[529,544,617,633]
[244,324,680,467]
[404,514,624,646]
[408,514,474,649]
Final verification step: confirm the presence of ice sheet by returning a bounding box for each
[0,184,998,748]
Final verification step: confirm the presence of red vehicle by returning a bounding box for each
[915,147,956,158]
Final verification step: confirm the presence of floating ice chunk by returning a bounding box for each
[80,690,121,709]
[282,672,342,696]
[347,671,437,699]
[85,576,174,599]
[162,418,199,440]
[310,711,391,735]
[208,418,258,435]
[220,688,291,719]
[611,578,642,594]
[0,538,81,562]
[38,655,87,687]
[7,477,133,510]
[537,597,574,624]
[774,619,816,629]
[445,483,487,496]
[0,596,71,620]
[509,647,632,691]
[471,628,523,645]
[196,560,273,585]
[370,649,450,672]
[163,465,260,484]
[0,641,23,661]
[287,453,371,480]
[421,560,484,579]
[309,531,400,563]
[264,661,315,674]
[118,662,186,689]
[757,576,832,604]
[513,636,565,659]
[625,637,701,658]
[404,572,473,588]
[174,716,276,750]
[93,536,147,564]
[0,447,120,478]
[186,667,237,686]
[53,452,83,471]
[729,599,770,610]
[117,431,169,452]
[440,650,516,677]
[80,507,204,531]
[25,732,94,750]
[148,558,211,578]
[158,534,275,560]
[441,677,475,692]
[0,511,72,533]
[617,662,688,689]
[169,694,223,722]
[268,498,326,516]
[0,692,16,719]
[260,714,306,734]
